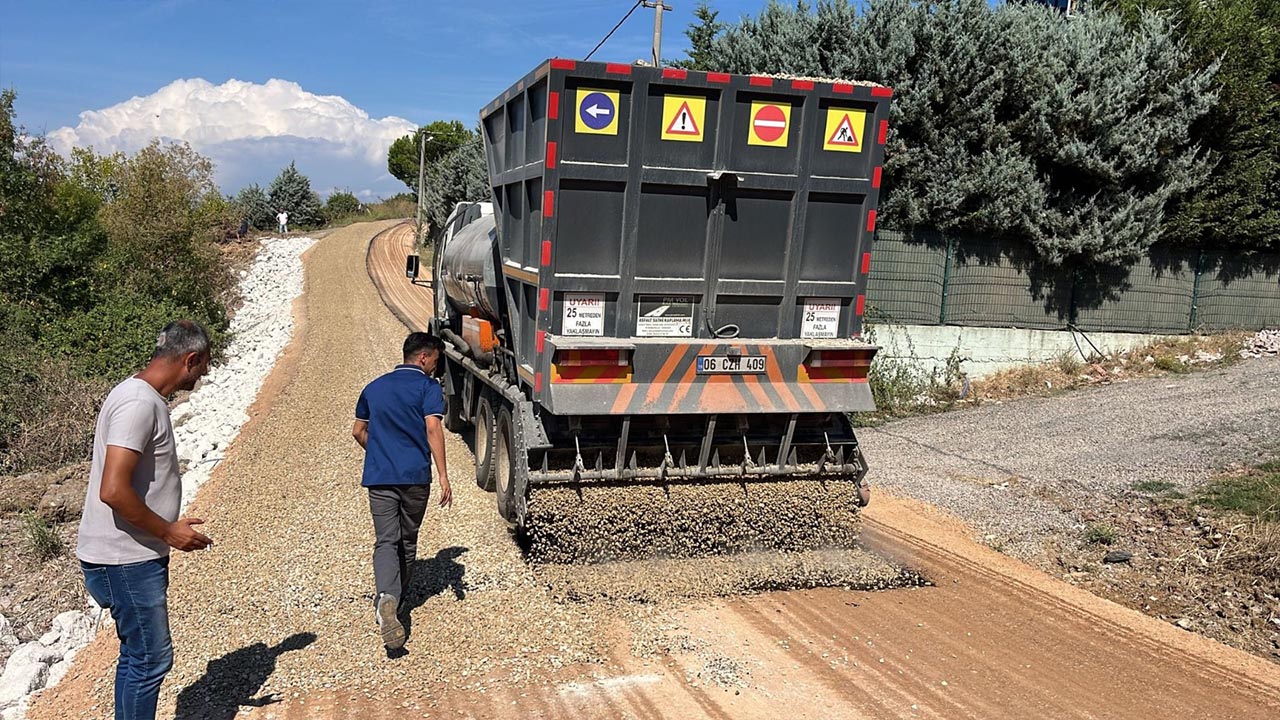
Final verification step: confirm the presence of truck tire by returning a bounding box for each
[474,395,497,492]
[494,406,517,524]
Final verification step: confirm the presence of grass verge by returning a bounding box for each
[1197,462,1280,523]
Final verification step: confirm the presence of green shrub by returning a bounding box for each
[1154,355,1190,374]
[1083,524,1118,546]
[323,190,362,223]
[22,510,65,562]
[234,183,274,230]
[1,94,233,475]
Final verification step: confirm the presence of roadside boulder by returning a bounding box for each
[37,479,86,523]
[51,612,95,650]
[0,616,17,649]
[0,642,59,707]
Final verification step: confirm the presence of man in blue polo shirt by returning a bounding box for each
[352,332,453,650]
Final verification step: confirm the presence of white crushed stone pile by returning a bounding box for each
[174,236,316,509]
[1,236,312,720]
[1239,329,1280,358]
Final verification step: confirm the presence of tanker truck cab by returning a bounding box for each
[431,60,891,555]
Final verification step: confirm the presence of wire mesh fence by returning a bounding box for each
[865,229,1280,333]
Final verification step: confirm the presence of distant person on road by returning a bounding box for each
[276,210,289,234]
[77,320,214,720]
[352,332,453,650]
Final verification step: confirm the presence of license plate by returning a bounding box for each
[696,355,767,374]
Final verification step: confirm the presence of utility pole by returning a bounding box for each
[415,131,429,246]
[642,1,671,67]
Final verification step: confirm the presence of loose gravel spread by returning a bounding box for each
[524,479,865,563]
[860,358,1280,559]
[537,547,927,603]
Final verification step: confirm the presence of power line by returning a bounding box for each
[584,0,644,62]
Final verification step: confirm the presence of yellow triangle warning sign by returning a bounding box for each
[823,108,867,153]
[666,101,700,136]
[828,115,859,146]
[661,94,706,142]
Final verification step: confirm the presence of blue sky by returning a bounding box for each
[0,0,767,198]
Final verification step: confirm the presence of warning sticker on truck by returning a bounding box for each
[636,296,694,337]
[562,293,605,336]
[801,298,841,339]
[823,108,867,153]
[661,95,705,142]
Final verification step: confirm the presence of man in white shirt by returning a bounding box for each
[78,320,213,720]
[276,210,289,234]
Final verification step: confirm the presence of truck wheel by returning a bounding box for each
[494,406,517,524]
[474,395,497,492]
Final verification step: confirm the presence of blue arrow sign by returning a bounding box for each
[578,91,615,131]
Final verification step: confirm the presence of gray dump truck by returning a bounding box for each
[431,59,892,560]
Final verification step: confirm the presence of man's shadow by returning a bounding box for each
[391,546,467,658]
[174,632,316,720]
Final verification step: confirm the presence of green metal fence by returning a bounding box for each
[866,229,1280,333]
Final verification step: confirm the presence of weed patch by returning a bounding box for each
[968,332,1248,405]
[21,510,65,562]
[856,318,964,425]
[1197,463,1280,522]
[1132,480,1177,494]
[1082,524,1117,546]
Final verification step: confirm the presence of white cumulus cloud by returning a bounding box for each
[47,78,418,198]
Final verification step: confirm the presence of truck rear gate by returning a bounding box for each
[434,59,892,548]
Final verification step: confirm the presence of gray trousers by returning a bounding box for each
[368,484,430,603]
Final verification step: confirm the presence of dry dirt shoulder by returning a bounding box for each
[861,357,1280,659]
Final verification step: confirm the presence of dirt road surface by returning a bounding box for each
[31,222,1280,719]
[365,222,432,331]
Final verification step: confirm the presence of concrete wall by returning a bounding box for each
[869,323,1167,379]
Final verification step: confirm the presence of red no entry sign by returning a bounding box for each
[749,103,790,147]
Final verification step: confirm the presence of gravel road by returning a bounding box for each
[29,222,1280,719]
[860,359,1280,558]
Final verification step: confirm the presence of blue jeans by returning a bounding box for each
[82,558,174,720]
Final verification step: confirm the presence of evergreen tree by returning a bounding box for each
[424,135,489,236]
[683,0,1216,266]
[233,183,274,230]
[673,2,725,70]
[1100,0,1280,254]
[387,120,473,193]
[267,162,323,228]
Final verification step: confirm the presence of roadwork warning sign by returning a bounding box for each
[575,89,619,136]
[823,108,867,153]
[661,95,705,142]
[748,102,791,147]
